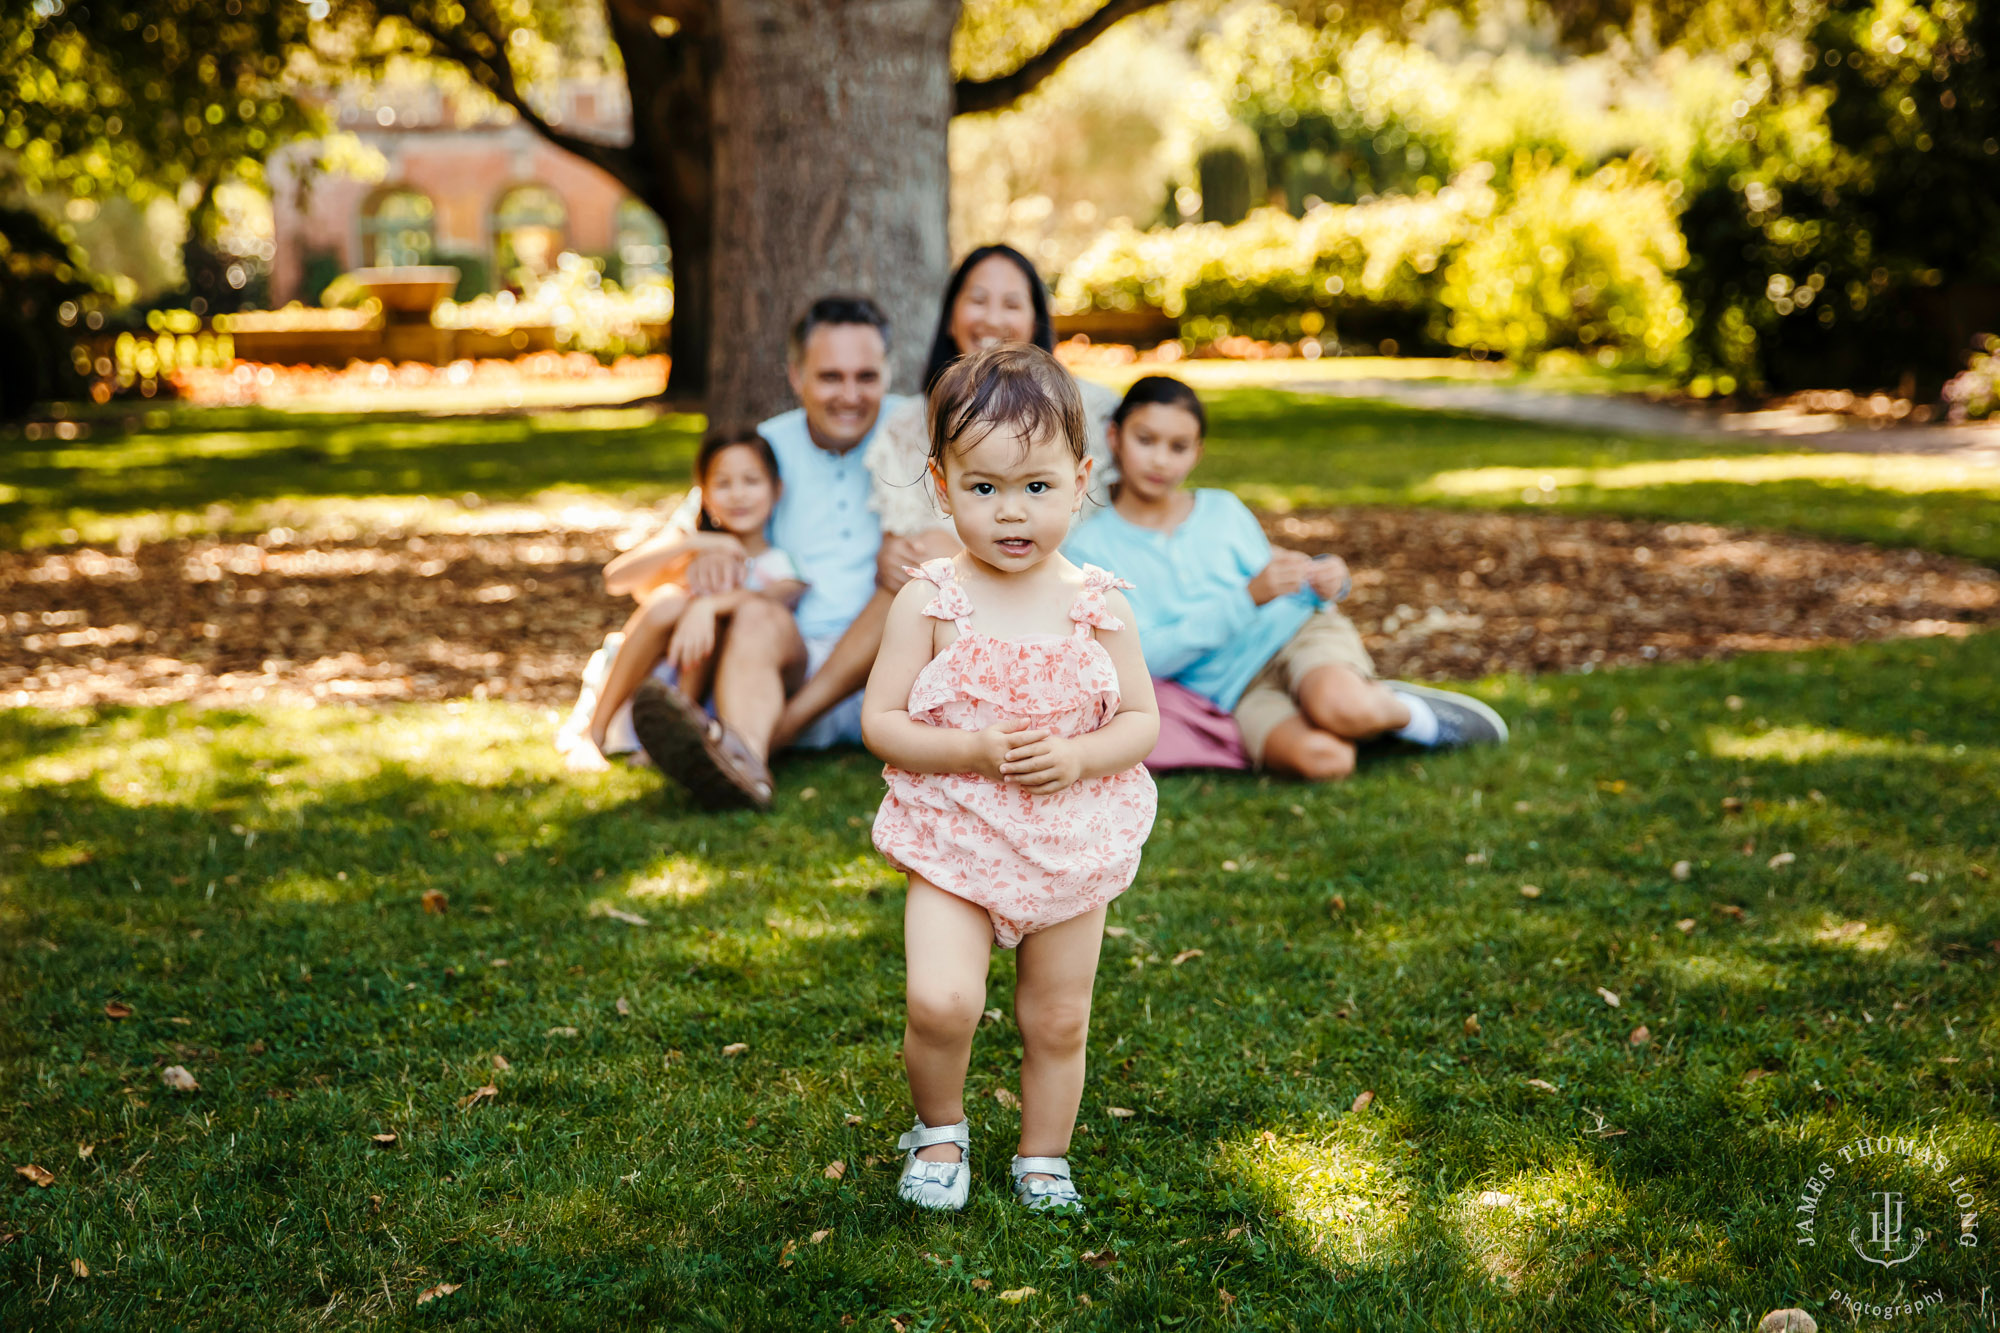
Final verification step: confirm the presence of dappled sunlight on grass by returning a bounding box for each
[1222,1121,1414,1266]
[622,856,717,905]
[1705,725,1912,763]
[1652,950,1790,991]
[261,869,367,907]
[1806,917,1902,954]
[1425,453,2000,501]
[1444,1153,1630,1293]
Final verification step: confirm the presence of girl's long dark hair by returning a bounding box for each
[693,426,780,532]
[922,244,1056,393]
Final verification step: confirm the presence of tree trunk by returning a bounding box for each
[608,2,717,410]
[701,0,958,425]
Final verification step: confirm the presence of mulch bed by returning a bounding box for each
[5,507,1996,711]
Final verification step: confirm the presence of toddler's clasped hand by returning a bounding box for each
[974,719,1082,794]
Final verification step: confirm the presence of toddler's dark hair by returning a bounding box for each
[1111,374,1207,436]
[927,343,1087,469]
[693,426,780,532]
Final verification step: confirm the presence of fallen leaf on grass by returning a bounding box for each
[160,1066,200,1092]
[1104,926,1130,938]
[488,958,509,968]
[415,1282,460,1305]
[421,889,448,915]
[1476,1191,1518,1208]
[982,1007,1004,1024]
[369,1195,383,1212]
[168,1017,191,1026]
[721,1042,747,1057]
[545,1026,579,1038]
[823,1161,847,1181]
[491,1054,510,1072]
[103,1001,131,1020]
[999,1287,1037,1303]
[16,1164,54,1188]
[1330,895,1346,913]
[1518,884,1542,899]
[778,1239,796,1268]
[1526,1079,1558,1093]
[77,1143,93,1160]
[1742,1069,1777,1085]
[1081,1249,1117,1268]
[460,1085,498,1110]
[71,1258,88,1278]
[1107,1106,1136,1119]
[371,1133,398,1150]
[1676,918,1696,933]
[1768,852,1796,869]
[1464,1014,1482,1036]
[811,1229,831,1244]
[1220,1288,1236,1308]
[1221,860,1239,872]
[993,1088,1021,1110]
[1907,871,1929,884]
[1671,861,1692,881]
[1721,796,1744,812]
[971,1278,991,1290]
[1629,1026,1652,1046]
[1715,904,1746,920]
[615,997,631,1016]
[1224,1225,1248,1240]
[1596,988,1621,1008]
[844,1114,864,1126]
[600,907,649,926]
[1171,949,1204,965]
[1351,1090,1375,1114]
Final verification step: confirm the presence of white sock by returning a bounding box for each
[1392,691,1439,745]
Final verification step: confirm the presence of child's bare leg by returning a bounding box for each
[1258,717,1360,782]
[771,587,893,750]
[903,874,994,1163]
[587,588,689,747]
[676,650,713,707]
[1013,904,1107,1177]
[1296,664,1409,743]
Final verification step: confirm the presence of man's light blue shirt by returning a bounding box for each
[1063,488,1317,711]
[759,398,910,642]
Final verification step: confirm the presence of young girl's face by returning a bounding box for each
[1107,402,1203,504]
[933,425,1090,573]
[702,444,779,537]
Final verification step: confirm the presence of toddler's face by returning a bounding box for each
[702,445,778,537]
[933,425,1089,573]
[1108,403,1203,504]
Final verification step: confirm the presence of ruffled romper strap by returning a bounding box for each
[904,557,975,632]
[1069,564,1135,638]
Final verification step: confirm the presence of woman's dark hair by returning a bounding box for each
[929,343,1088,469]
[922,244,1055,392]
[693,426,781,532]
[1111,374,1207,437]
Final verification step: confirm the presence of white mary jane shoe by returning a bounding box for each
[896,1118,971,1212]
[1010,1155,1085,1213]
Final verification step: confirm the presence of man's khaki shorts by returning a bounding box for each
[1232,609,1377,766]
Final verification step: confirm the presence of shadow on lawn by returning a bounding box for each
[4,637,1997,1328]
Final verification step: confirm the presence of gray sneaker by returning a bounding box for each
[1385,682,1509,748]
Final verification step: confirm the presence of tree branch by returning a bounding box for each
[378,0,646,196]
[952,0,1176,116]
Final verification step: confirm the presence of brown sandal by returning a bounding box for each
[629,682,774,811]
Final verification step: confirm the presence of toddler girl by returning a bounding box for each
[558,428,803,773]
[862,344,1160,1214]
[1064,375,1507,781]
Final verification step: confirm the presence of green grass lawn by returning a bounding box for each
[3,637,1996,1328]
[6,391,1997,563]
[3,393,1998,1328]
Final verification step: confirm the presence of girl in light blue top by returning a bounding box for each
[1063,376,1507,780]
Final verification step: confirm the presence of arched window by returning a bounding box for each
[359,189,435,268]
[614,198,670,283]
[492,185,567,283]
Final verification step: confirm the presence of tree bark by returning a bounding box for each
[701,0,958,425]
[607,2,718,408]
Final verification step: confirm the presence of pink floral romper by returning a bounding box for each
[872,558,1159,947]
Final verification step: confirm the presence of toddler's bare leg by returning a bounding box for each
[1259,717,1360,782]
[587,587,689,746]
[903,875,994,1164]
[1297,664,1409,743]
[1013,904,1108,1177]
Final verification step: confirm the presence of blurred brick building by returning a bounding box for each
[267,77,666,304]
